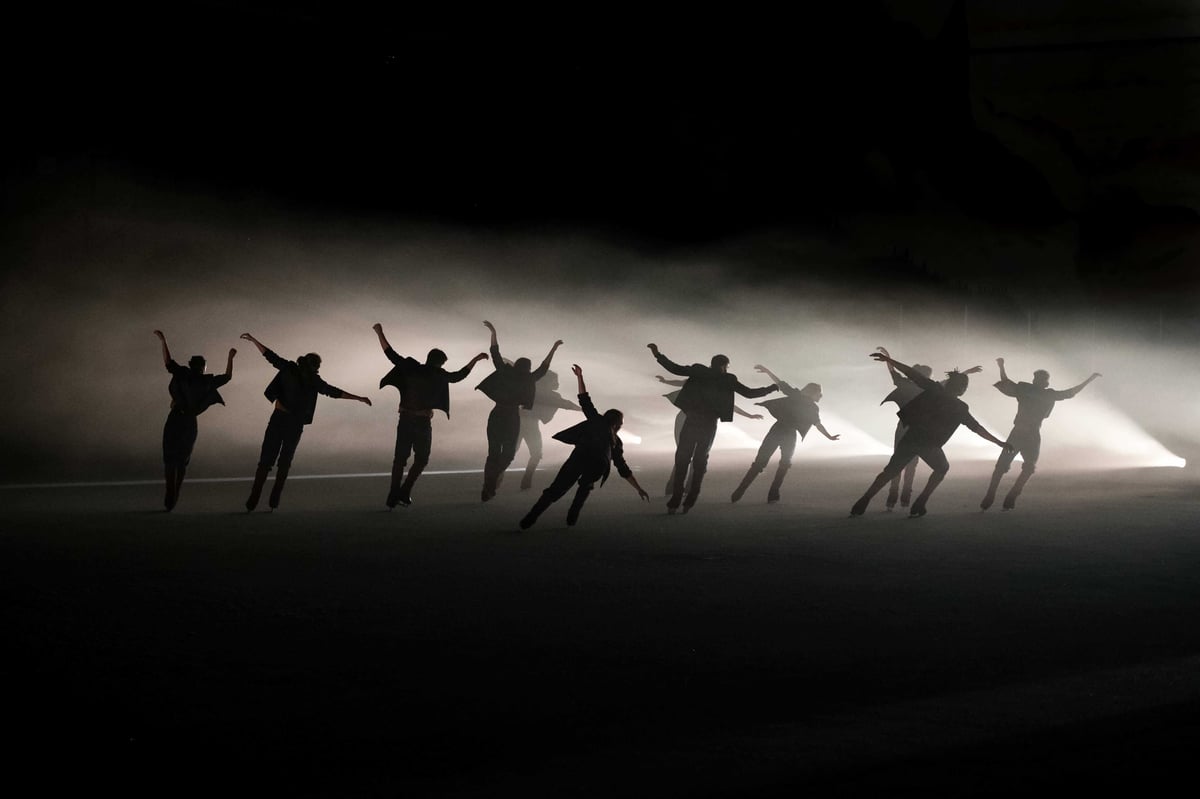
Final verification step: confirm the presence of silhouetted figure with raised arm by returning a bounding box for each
[981,358,1101,511]
[657,374,762,495]
[851,352,1013,517]
[520,364,650,529]
[731,364,840,504]
[877,347,934,510]
[518,370,581,491]
[648,344,778,514]
[240,333,373,511]
[154,330,235,511]
[475,321,562,501]
[373,323,488,508]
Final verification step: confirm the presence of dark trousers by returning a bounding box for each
[669,413,719,509]
[162,411,198,467]
[735,421,797,500]
[519,414,543,489]
[522,450,605,526]
[853,432,950,514]
[258,409,305,471]
[983,425,1040,508]
[887,422,919,506]
[483,405,521,495]
[389,414,433,503]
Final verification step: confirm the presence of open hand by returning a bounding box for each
[869,352,888,362]
[240,333,255,342]
[638,488,650,501]
[153,329,164,339]
[647,343,659,354]
[482,320,495,331]
[749,413,763,420]
[571,364,583,378]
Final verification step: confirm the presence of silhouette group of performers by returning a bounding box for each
[156,326,1101,524]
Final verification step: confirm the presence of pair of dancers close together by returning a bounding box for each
[155,326,1099,524]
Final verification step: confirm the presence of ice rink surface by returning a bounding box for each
[5,454,1200,796]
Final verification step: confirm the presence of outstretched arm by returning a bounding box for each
[483,320,502,367]
[624,473,650,502]
[224,348,236,379]
[240,333,267,356]
[869,352,937,390]
[733,405,763,420]
[1058,372,1102,400]
[572,363,586,396]
[446,352,490,383]
[733,380,778,399]
[964,414,1014,451]
[996,357,1009,383]
[815,422,840,441]
[754,364,785,385]
[656,375,687,387]
[647,343,693,377]
[877,347,903,384]
[336,389,373,407]
[154,330,171,367]
[533,339,563,380]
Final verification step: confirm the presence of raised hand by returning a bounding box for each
[153,329,165,339]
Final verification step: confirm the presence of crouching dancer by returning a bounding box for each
[240,332,373,511]
[850,351,1012,517]
[520,364,649,529]
[374,322,488,508]
[154,330,235,510]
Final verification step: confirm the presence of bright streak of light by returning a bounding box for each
[618,429,643,445]
[803,411,893,458]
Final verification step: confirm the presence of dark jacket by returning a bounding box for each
[756,381,821,439]
[166,360,229,416]
[552,392,632,485]
[655,352,775,422]
[894,367,989,447]
[995,379,1078,429]
[475,343,548,410]
[262,349,345,425]
[379,347,477,418]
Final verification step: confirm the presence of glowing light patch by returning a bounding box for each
[802,411,894,458]
[618,429,643,445]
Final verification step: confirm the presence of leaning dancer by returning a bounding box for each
[241,332,373,511]
[154,329,235,511]
[475,320,562,501]
[730,364,839,504]
[657,374,761,496]
[850,351,1012,517]
[648,343,778,514]
[520,364,649,529]
[374,322,488,508]
[980,357,1100,511]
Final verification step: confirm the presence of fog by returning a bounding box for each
[2,194,1194,484]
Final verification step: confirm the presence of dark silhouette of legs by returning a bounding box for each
[388,416,432,507]
[767,429,797,503]
[678,416,719,511]
[162,411,197,511]
[885,424,919,509]
[519,417,543,490]
[852,439,925,516]
[249,410,303,511]
[1004,460,1036,509]
[484,406,521,501]
[246,465,270,511]
[521,453,588,529]
[908,448,949,517]
[566,481,594,526]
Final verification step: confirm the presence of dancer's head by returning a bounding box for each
[187,355,206,374]
[1033,369,1050,388]
[603,409,624,432]
[799,382,822,402]
[513,357,532,374]
[913,364,933,378]
[298,353,322,373]
[425,348,448,368]
[944,370,969,396]
[711,354,730,373]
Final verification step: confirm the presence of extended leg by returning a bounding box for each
[387,416,416,508]
[981,441,1017,511]
[268,418,304,510]
[733,425,781,503]
[1004,461,1036,509]
[909,447,950,517]
[766,429,797,503]
[566,479,596,526]
[521,456,582,529]
[519,417,542,491]
[681,416,719,511]
[396,419,432,505]
[851,444,918,516]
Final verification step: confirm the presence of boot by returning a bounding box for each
[980,467,1005,511]
[246,465,270,511]
[885,478,899,510]
[268,466,289,510]
[174,466,186,507]
[386,462,406,508]
[1003,468,1034,510]
[767,463,790,504]
[394,469,421,507]
[520,493,555,529]
[566,488,591,526]
[520,460,537,491]
[731,465,763,503]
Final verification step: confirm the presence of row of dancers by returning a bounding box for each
[154,323,1100,525]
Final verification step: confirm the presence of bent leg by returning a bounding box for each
[909,447,950,516]
[852,443,918,516]
[388,416,417,507]
[767,428,797,503]
[683,416,719,510]
[981,432,1018,510]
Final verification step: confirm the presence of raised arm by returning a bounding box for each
[572,363,587,395]
[647,343,692,377]
[869,352,937,391]
[733,404,763,420]
[532,339,563,380]
[656,375,687,387]
[320,379,373,406]
[572,365,601,420]
[240,332,268,356]
[224,347,236,379]
[153,330,171,367]
[446,352,490,383]
[1056,372,1102,400]
[372,322,393,353]
[996,357,1009,383]
[733,380,778,399]
[754,364,784,386]
[876,347,903,384]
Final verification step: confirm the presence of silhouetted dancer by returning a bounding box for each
[520,364,650,529]
[518,370,581,491]
[154,330,235,511]
[657,375,762,495]
[850,352,1012,517]
[648,344,778,514]
[373,322,488,508]
[981,358,1101,511]
[877,347,934,510]
[240,333,373,511]
[731,364,840,504]
[475,320,562,501]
